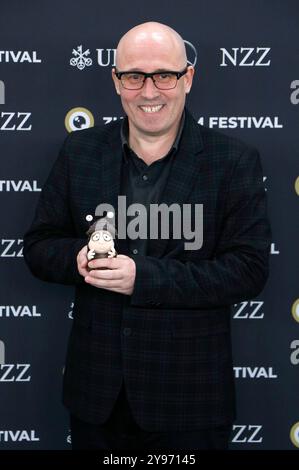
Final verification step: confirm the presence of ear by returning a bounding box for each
[112,68,121,95]
[184,66,195,94]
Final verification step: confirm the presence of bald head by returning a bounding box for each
[115,22,187,70]
[112,22,194,144]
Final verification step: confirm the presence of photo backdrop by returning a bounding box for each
[0,0,298,450]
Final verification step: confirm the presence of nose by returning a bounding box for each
[140,76,160,99]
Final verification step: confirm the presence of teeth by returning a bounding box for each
[140,105,163,113]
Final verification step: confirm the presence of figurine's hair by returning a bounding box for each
[86,219,116,238]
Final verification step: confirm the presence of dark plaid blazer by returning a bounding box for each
[23,108,271,431]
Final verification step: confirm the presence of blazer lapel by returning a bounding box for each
[102,126,130,255]
[148,110,204,258]
[96,111,204,258]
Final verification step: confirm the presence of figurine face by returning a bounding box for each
[88,230,114,254]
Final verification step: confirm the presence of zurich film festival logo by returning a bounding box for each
[197,116,283,129]
[233,366,278,379]
[290,422,299,448]
[0,305,41,318]
[0,180,41,192]
[292,299,299,323]
[0,50,42,63]
[0,430,39,443]
[69,39,197,70]
[65,107,94,132]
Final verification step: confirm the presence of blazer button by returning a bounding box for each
[123,327,132,336]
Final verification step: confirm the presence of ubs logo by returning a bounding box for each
[70,39,198,69]
[70,45,92,70]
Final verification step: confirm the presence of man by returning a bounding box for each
[23,22,271,450]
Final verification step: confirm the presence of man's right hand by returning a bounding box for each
[77,245,89,277]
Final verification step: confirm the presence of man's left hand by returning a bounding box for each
[85,255,136,295]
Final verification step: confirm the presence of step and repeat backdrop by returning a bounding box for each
[0,0,298,450]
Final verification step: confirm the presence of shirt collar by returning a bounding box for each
[121,109,186,162]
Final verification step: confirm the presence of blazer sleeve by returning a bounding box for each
[130,146,271,309]
[23,135,86,285]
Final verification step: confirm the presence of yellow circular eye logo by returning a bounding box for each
[295,176,299,196]
[292,299,299,323]
[290,422,299,448]
[65,107,94,133]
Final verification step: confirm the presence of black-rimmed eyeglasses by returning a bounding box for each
[114,66,189,90]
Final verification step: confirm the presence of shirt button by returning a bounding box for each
[142,174,148,181]
[132,248,138,255]
[123,327,132,336]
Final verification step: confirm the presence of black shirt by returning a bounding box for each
[120,111,185,256]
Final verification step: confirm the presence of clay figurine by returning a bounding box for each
[86,213,117,264]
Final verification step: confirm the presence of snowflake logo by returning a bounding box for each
[70,45,93,70]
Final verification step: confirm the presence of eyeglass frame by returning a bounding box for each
[114,66,189,90]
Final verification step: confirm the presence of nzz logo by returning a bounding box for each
[0,239,23,257]
[233,301,264,319]
[231,425,263,444]
[0,112,32,131]
[220,47,271,66]
[0,341,31,382]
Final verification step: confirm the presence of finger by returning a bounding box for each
[87,269,123,280]
[84,277,123,289]
[80,258,88,269]
[88,257,122,270]
[100,286,131,295]
[78,247,88,261]
[78,245,88,257]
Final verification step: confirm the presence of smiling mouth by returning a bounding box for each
[139,105,164,113]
